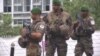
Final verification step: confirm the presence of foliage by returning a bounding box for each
[0,14,21,36]
[63,0,100,29]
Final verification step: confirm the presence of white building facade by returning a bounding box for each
[0,0,53,26]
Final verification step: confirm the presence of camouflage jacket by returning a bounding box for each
[29,19,46,43]
[71,16,95,40]
[19,19,46,48]
[45,11,72,39]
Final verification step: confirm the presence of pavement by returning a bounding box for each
[0,31,100,56]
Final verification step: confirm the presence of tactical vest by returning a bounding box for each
[47,11,70,37]
[47,11,70,25]
[75,16,94,37]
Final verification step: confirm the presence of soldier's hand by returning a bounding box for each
[49,25,57,32]
[59,25,70,38]
[59,25,69,34]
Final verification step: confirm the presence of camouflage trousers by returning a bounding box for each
[46,38,67,56]
[26,43,41,56]
[75,43,93,56]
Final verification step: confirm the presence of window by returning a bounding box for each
[14,0,22,4]
[14,6,23,12]
[24,0,31,11]
[14,14,30,17]
[4,0,11,12]
[14,0,23,12]
[33,0,41,3]
[4,6,11,12]
[14,0,31,12]
[13,19,31,24]
[25,0,30,5]
[32,0,42,10]
[26,6,30,11]
[14,19,23,24]
[4,0,11,5]
[14,14,23,17]
[42,0,50,11]
[23,19,31,24]
[33,5,42,10]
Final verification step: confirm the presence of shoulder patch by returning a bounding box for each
[90,19,95,25]
[40,24,45,29]
[89,16,95,25]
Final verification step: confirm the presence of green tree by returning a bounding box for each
[0,14,21,36]
[63,0,100,29]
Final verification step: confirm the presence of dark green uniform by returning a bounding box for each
[72,16,95,56]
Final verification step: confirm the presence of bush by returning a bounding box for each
[0,27,21,36]
[0,14,21,36]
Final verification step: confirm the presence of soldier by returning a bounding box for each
[20,8,46,56]
[45,0,72,56]
[71,7,95,56]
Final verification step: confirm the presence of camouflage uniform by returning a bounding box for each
[72,16,95,56]
[19,8,46,56]
[26,19,46,56]
[45,9,72,56]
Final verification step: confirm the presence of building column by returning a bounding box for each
[30,0,33,22]
[30,0,33,10]
[11,0,14,27]
[50,0,53,12]
[0,0,3,13]
[41,0,43,12]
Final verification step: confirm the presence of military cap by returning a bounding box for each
[31,8,41,14]
[53,0,61,6]
[80,6,89,12]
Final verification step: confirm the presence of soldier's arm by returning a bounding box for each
[31,22,46,41]
[72,21,79,31]
[31,32,42,40]
[71,21,79,40]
